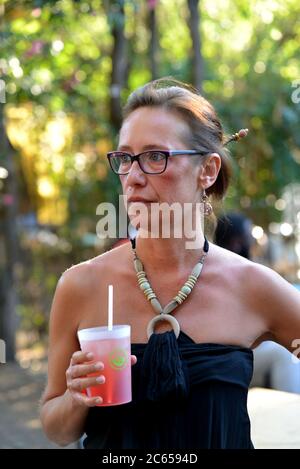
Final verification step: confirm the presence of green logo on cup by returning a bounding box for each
[108,348,128,370]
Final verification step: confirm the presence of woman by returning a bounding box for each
[40,77,300,449]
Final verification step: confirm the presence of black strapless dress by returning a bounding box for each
[83,330,254,449]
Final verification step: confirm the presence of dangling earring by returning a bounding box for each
[201,190,213,216]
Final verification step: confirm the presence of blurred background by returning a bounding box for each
[0,0,300,448]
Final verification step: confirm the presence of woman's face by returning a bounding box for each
[117,106,220,234]
[118,106,203,205]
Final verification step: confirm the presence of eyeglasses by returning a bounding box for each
[107,149,209,175]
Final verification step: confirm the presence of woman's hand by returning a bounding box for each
[66,351,137,407]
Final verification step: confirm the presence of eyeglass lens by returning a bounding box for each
[111,151,167,174]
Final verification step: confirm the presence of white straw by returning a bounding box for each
[108,284,113,331]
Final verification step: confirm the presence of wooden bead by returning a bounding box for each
[150,298,163,313]
[174,295,183,305]
[134,258,144,272]
[187,276,196,283]
[191,262,203,278]
[146,292,156,300]
[163,301,178,314]
[178,291,187,300]
[185,280,195,289]
[181,285,192,295]
[189,275,198,282]
[137,271,146,278]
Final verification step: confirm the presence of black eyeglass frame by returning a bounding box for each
[107,149,210,175]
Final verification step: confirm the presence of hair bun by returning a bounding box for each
[224,128,248,146]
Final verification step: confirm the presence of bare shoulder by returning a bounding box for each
[50,242,132,334]
[208,243,300,349]
[212,243,298,307]
[240,258,300,308]
[207,243,260,309]
[208,242,253,283]
[225,250,300,352]
[59,241,131,294]
[209,242,289,291]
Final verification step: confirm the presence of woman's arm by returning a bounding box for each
[249,262,300,358]
[40,383,91,447]
[39,266,99,446]
[40,264,137,447]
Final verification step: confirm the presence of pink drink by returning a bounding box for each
[78,325,131,406]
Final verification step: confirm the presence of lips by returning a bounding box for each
[127,197,152,203]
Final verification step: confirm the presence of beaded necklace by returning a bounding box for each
[130,236,209,340]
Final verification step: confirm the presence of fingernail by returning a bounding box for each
[87,353,94,359]
[94,362,103,370]
[96,397,102,404]
[96,376,105,384]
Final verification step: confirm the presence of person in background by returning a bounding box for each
[215,212,300,393]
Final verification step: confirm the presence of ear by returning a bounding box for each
[197,153,221,190]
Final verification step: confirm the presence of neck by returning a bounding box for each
[132,232,207,275]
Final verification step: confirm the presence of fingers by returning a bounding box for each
[131,355,137,366]
[81,395,103,407]
[67,368,105,407]
[70,375,106,393]
[70,351,94,366]
[70,362,104,379]
[71,351,137,368]
[72,391,103,408]
[66,351,137,408]
[68,355,136,383]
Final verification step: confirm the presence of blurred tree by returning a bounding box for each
[201,0,300,228]
[148,0,159,79]
[106,0,129,131]
[187,0,203,92]
[0,103,19,361]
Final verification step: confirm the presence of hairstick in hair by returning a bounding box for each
[224,128,248,146]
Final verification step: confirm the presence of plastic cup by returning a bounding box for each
[77,325,131,406]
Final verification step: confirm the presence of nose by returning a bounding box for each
[125,160,147,187]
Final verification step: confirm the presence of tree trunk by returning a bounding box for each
[187,0,203,93]
[148,5,159,79]
[0,102,19,362]
[108,1,128,131]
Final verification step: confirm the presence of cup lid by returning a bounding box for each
[77,324,130,341]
